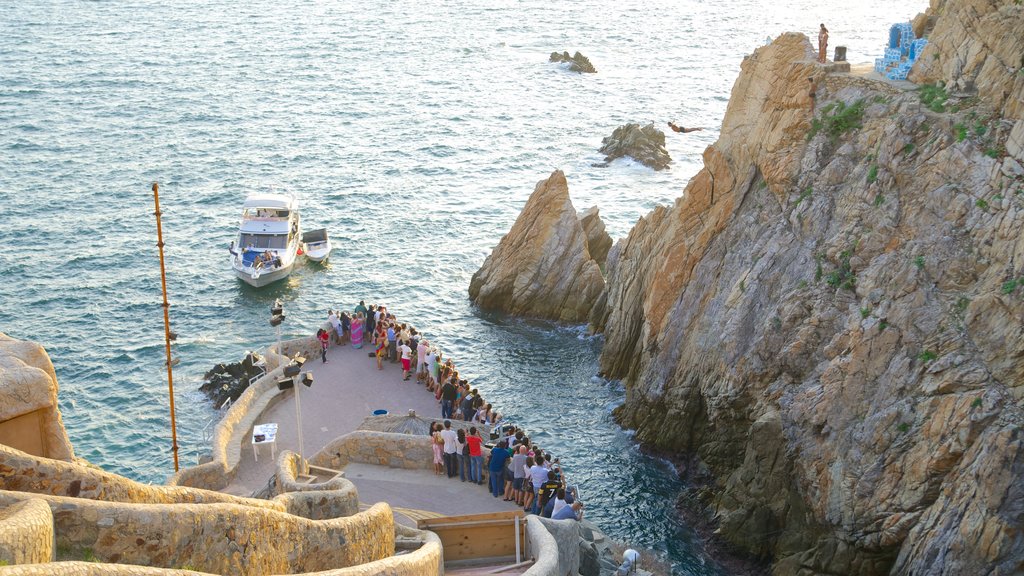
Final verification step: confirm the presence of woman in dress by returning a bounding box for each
[350,312,364,349]
[431,422,445,475]
[374,326,387,370]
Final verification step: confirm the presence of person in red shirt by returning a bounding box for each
[317,328,329,363]
[467,426,485,485]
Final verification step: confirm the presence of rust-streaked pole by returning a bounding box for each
[152,182,180,472]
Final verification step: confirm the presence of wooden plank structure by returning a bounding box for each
[418,510,530,571]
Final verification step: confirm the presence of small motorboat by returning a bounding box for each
[301,228,332,263]
[228,192,301,287]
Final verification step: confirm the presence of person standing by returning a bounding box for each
[327,310,341,345]
[400,340,413,381]
[488,441,510,497]
[440,378,457,419]
[386,323,397,362]
[317,328,329,363]
[467,426,484,484]
[818,24,829,63]
[440,420,459,478]
[350,313,364,349]
[457,429,469,482]
[354,300,367,321]
[510,445,528,504]
[430,422,444,476]
[417,338,430,380]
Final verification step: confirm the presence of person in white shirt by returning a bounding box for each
[400,341,413,381]
[417,339,429,378]
[440,420,459,478]
[327,310,341,345]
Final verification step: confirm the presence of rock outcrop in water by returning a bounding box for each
[591,13,1024,575]
[199,352,265,409]
[549,51,597,73]
[598,123,671,171]
[578,206,613,267]
[469,170,605,322]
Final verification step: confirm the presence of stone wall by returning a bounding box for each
[168,351,291,490]
[531,517,580,576]
[0,443,281,511]
[0,333,74,461]
[522,515,561,576]
[309,431,435,472]
[0,491,395,575]
[0,499,52,565]
[275,451,358,520]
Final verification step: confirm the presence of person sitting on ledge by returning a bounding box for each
[668,121,703,134]
[552,499,584,521]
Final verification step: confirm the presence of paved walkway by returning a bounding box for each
[222,337,519,517]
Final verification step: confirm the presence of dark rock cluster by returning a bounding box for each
[198,352,265,409]
[549,50,597,73]
[598,122,671,171]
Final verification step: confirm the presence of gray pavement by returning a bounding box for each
[222,337,518,517]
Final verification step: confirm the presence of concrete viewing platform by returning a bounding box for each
[222,337,520,523]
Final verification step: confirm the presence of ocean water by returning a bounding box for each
[0,1,926,573]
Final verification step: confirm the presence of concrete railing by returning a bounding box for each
[169,361,289,490]
[522,515,564,576]
[528,516,581,576]
[275,450,358,520]
[0,498,52,565]
[0,491,395,575]
[169,335,319,491]
[309,431,435,472]
[0,443,280,511]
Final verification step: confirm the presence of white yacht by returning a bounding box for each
[229,193,301,287]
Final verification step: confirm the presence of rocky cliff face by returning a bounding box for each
[469,170,605,322]
[593,16,1024,576]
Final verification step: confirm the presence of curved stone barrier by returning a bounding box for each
[169,363,289,490]
[309,431,434,472]
[274,451,358,520]
[169,336,319,491]
[522,515,561,576]
[0,444,280,511]
[0,492,395,575]
[531,516,581,576]
[307,525,444,576]
[0,528,441,575]
[0,498,53,565]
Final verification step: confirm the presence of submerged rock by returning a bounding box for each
[199,352,265,409]
[591,17,1024,576]
[549,50,597,73]
[598,123,671,171]
[469,170,605,322]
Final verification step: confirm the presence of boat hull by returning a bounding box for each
[234,261,295,287]
[304,242,331,263]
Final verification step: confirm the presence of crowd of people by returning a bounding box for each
[318,300,585,521]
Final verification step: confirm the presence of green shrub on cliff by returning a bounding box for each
[919,83,949,113]
[809,99,866,142]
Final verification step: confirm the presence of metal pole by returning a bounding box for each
[152,182,179,472]
[294,378,304,457]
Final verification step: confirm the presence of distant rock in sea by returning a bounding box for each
[469,169,605,323]
[549,50,597,73]
[598,122,671,171]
